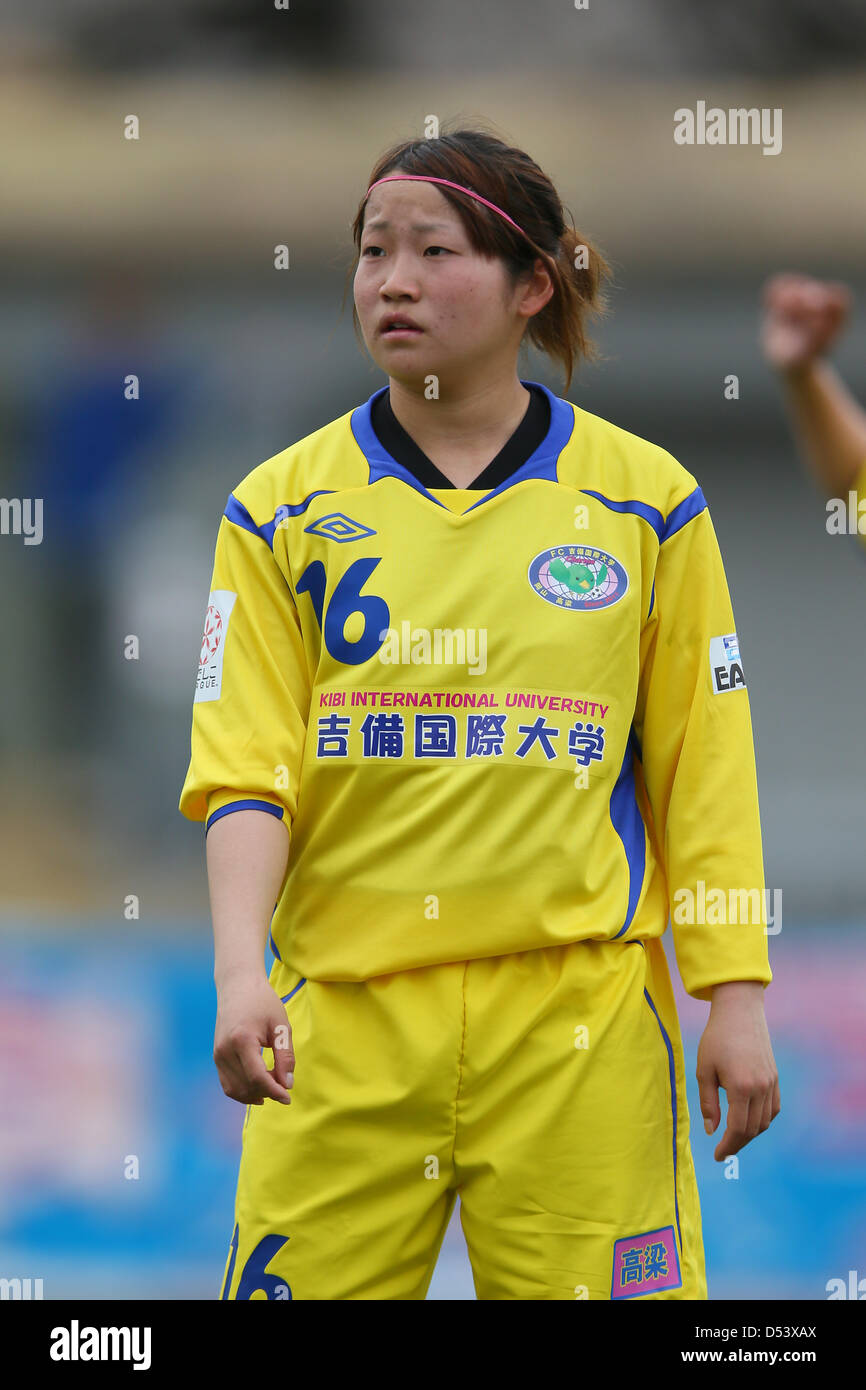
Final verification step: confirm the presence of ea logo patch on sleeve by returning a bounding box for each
[195,589,237,703]
[709,632,746,694]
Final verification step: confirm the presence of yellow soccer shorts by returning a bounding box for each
[220,936,707,1300]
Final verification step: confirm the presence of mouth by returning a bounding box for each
[379,318,424,338]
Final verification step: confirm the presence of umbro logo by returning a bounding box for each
[304,512,377,542]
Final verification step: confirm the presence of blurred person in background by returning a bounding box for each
[25,270,178,752]
[761,273,866,545]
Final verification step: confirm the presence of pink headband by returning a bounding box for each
[363,173,529,239]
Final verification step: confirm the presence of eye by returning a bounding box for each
[361,245,384,257]
[424,246,451,256]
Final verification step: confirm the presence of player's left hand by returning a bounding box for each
[696,981,780,1161]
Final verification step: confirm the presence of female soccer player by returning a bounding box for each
[180,127,780,1300]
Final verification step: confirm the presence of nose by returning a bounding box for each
[377,248,421,300]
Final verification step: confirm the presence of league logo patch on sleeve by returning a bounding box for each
[611,1225,682,1298]
[195,589,237,703]
[709,632,746,694]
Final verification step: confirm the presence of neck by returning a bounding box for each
[386,375,532,488]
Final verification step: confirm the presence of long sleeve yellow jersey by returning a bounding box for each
[179,381,772,999]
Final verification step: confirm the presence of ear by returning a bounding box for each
[516,256,555,321]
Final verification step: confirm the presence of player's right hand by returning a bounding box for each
[760,272,851,372]
[213,972,295,1106]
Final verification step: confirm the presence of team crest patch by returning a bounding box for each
[611,1225,682,1299]
[195,589,237,703]
[528,545,628,610]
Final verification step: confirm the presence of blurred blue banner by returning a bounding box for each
[1,923,863,1299]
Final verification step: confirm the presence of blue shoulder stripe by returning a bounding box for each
[645,486,708,618]
[579,485,707,545]
[661,486,707,542]
[580,490,666,539]
[224,493,262,537]
[225,490,335,548]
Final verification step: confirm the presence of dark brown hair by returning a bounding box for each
[347,124,611,392]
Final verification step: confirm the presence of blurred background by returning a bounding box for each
[1,0,864,1300]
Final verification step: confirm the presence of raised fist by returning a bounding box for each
[760,273,851,371]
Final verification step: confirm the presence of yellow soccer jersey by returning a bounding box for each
[179,380,772,999]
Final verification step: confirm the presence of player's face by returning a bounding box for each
[354,180,528,388]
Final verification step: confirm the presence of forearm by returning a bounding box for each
[780,358,866,496]
[206,808,290,987]
[709,979,765,1006]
